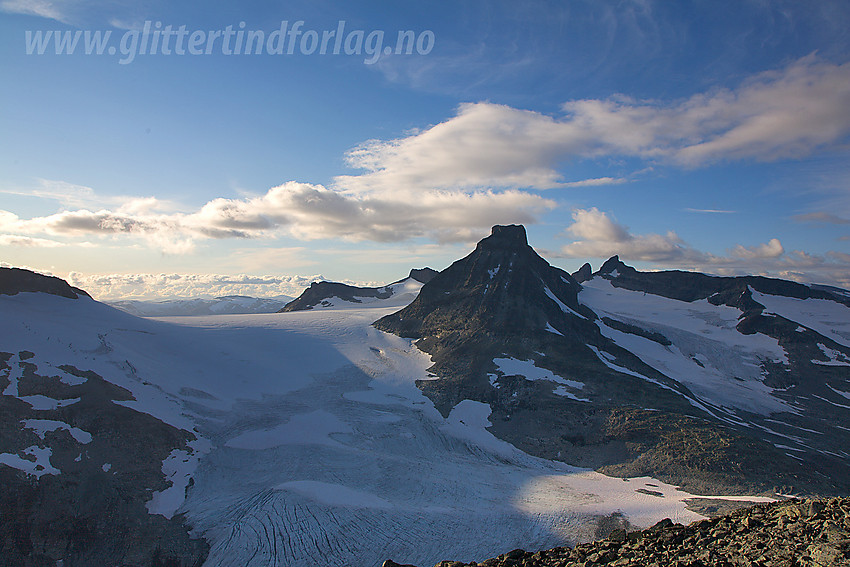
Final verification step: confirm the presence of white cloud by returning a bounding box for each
[4,55,847,260]
[337,102,628,193]
[731,238,784,259]
[0,179,178,213]
[684,208,737,214]
[1,181,555,251]
[561,207,700,262]
[341,56,850,196]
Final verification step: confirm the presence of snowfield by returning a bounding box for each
[579,278,791,416]
[1,291,773,566]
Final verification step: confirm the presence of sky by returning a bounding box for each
[1,0,850,300]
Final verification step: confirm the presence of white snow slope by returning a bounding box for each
[0,291,771,567]
[580,278,791,417]
[108,295,292,317]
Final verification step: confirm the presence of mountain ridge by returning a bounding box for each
[375,225,850,496]
[280,267,438,312]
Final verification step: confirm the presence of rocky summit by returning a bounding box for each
[385,497,850,567]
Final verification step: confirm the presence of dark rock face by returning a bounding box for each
[375,224,596,347]
[571,263,592,283]
[280,267,437,312]
[279,281,394,312]
[422,497,850,567]
[374,226,850,496]
[0,353,208,566]
[406,267,440,284]
[0,268,90,299]
[595,254,850,307]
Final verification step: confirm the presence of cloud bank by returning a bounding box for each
[0,181,554,251]
[65,272,334,301]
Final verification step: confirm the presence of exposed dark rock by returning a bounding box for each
[383,560,420,567]
[279,281,394,311]
[280,267,436,312]
[599,317,672,346]
[571,262,592,283]
[0,353,208,566]
[405,267,440,284]
[0,268,90,299]
[416,497,850,567]
[594,255,850,307]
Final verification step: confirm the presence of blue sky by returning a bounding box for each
[2,0,850,299]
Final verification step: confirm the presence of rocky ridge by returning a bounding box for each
[385,497,850,567]
[280,267,438,312]
[0,267,89,299]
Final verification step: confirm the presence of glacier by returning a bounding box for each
[0,290,774,566]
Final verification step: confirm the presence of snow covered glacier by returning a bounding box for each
[0,290,769,567]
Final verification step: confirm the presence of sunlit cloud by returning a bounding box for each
[65,272,333,301]
[340,55,850,195]
[0,234,67,247]
[0,181,555,252]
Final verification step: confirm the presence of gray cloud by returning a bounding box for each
[794,212,850,225]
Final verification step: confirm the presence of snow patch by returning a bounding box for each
[494,357,585,390]
[543,286,586,319]
[827,384,850,400]
[22,419,92,444]
[18,395,81,410]
[0,446,60,478]
[147,437,212,519]
[812,343,850,367]
[753,290,850,348]
[552,386,590,402]
[545,322,563,336]
[581,278,791,415]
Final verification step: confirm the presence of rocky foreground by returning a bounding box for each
[385,498,850,567]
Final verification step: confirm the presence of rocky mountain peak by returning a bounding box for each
[407,267,439,284]
[476,224,529,251]
[597,255,636,277]
[572,262,592,283]
[373,225,602,395]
